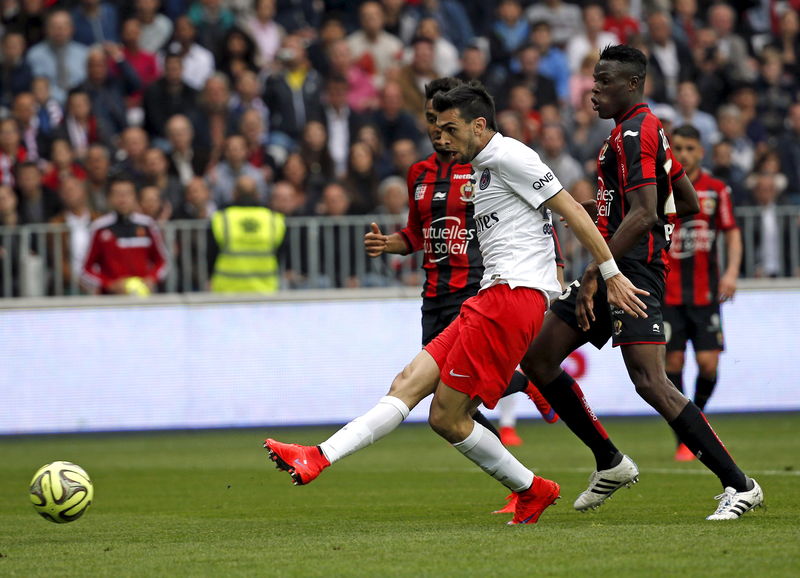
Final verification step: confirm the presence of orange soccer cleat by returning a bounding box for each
[492,493,518,514]
[508,476,561,525]
[526,382,559,423]
[674,443,696,462]
[264,438,331,485]
[500,426,523,446]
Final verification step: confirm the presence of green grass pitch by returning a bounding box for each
[1,413,798,577]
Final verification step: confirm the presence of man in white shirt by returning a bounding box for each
[265,81,647,525]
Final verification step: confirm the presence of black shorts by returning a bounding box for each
[551,260,666,349]
[664,304,725,352]
[420,287,477,345]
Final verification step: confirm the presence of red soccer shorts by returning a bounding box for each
[423,283,547,409]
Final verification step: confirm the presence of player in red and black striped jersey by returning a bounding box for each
[664,124,743,461]
[521,45,763,519]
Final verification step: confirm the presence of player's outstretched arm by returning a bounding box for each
[364,223,410,257]
[545,190,649,328]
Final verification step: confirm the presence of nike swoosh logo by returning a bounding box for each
[294,458,307,465]
[449,369,471,378]
[623,130,639,137]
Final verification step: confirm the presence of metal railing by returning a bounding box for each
[1,208,798,298]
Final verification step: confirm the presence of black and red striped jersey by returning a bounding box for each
[665,171,738,306]
[399,154,484,298]
[595,103,684,269]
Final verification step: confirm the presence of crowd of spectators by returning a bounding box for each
[0,0,799,295]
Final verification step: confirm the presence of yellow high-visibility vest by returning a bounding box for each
[210,206,286,293]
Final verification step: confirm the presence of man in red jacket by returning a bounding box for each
[81,175,168,295]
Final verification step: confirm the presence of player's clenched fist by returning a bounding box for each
[364,222,388,257]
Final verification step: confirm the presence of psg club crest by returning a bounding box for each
[479,168,491,190]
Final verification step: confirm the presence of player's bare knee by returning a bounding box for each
[427,404,450,438]
[665,351,685,373]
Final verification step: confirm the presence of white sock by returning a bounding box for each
[319,396,410,464]
[497,396,517,428]
[453,421,534,492]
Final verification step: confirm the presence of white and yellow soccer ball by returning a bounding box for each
[29,461,94,523]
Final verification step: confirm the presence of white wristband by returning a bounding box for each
[598,259,620,281]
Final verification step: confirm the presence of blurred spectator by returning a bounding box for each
[729,84,769,153]
[396,37,437,127]
[746,172,788,277]
[346,1,404,87]
[263,34,324,148]
[138,184,171,223]
[754,47,795,138]
[53,89,111,160]
[49,176,100,293]
[375,174,407,220]
[41,138,87,193]
[0,184,21,295]
[119,17,161,108]
[143,53,199,141]
[707,2,757,84]
[325,39,378,113]
[0,32,33,111]
[31,77,63,136]
[645,10,695,104]
[747,148,788,201]
[321,76,369,178]
[167,15,216,91]
[414,16,459,77]
[566,3,619,73]
[604,0,639,45]
[0,184,19,226]
[217,26,258,79]
[84,143,111,213]
[71,0,119,46]
[207,134,267,206]
[280,151,311,213]
[238,108,273,178]
[778,102,800,201]
[691,27,731,113]
[455,44,504,99]
[503,43,558,111]
[538,123,583,191]
[502,83,541,147]
[208,174,285,293]
[25,10,89,105]
[0,117,26,187]
[172,176,216,220]
[381,0,418,45]
[568,88,614,176]
[388,138,418,181]
[313,180,360,288]
[2,0,46,49]
[142,147,183,210]
[194,73,233,157]
[16,161,59,224]
[268,179,303,217]
[768,8,800,80]
[530,20,570,105]
[306,13,346,80]
[111,127,150,186]
[413,0,474,53]
[11,92,49,163]
[166,114,211,187]
[229,69,268,129]
[342,140,380,214]
[369,80,421,150]
[355,122,392,180]
[711,139,748,206]
[79,46,141,137]
[81,176,169,295]
[496,109,526,144]
[526,0,582,49]
[136,0,173,54]
[299,120,335,198]
[672,0,702,50]
[716,104,755,175]
[673,81,720,156]
[569,52,598,111]
[241,0,284,71]
[488,0,529,76]
[272,0,321,34]
[188,0,235,58]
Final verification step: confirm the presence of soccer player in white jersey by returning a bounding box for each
[266,81,648,524]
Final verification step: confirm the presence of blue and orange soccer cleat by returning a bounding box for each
[264,439,330,486]
[508,476,561,525]
[526,382,559,424]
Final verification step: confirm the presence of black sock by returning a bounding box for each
[539,370,620,470]
[667,371,683,394]
[694,375,717,411]
[668,402,748,491]
[502,371,529,396]
[473,410,501,439]
[666,372,685,446]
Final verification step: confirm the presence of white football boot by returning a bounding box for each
[706,478,764,520]
[574,454,639,511]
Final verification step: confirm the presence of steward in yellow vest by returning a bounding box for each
[209,176,286,293]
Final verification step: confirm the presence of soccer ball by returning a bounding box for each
[29,461,94,523]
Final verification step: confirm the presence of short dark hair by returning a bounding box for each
[672,124,702,141]
[424,77,462,101]
[599,44,647,82]
[107,175,137,195]
[432,81,497,131]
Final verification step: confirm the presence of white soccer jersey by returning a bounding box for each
[469,133,563,298]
